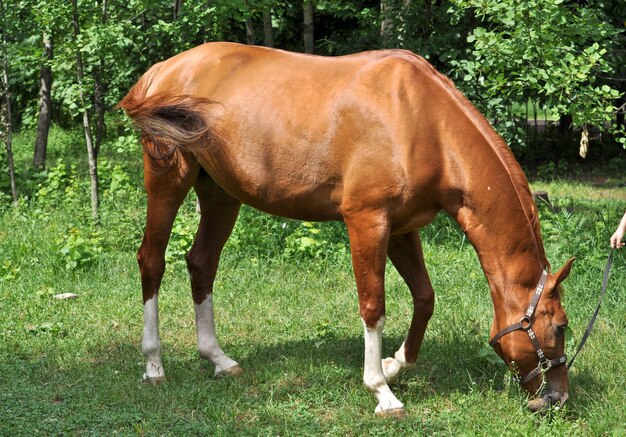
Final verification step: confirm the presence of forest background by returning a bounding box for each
[1,0,625,210]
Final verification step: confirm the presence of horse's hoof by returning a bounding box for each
[375,407,407,418]
[143,374,165,385]
[215,364,244,379]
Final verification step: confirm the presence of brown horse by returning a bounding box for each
[119,42,574,416]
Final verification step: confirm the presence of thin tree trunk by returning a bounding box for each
[0,0,18,206]
[303,0,314,53]
[245,18,254,44]
[173,0,183,20]
[243,0,254,45]
[617,95,625,131]
[33,32,53,170]
[533,100,537,138]
[381,0,414,48]
[559,114,572,135]
[263,9,273,48]
[94,0,107,157]
[71,0,99,221]
[525,98,529,144]
[380,0,392,44]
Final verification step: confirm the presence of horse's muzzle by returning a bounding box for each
[527,391,569,412]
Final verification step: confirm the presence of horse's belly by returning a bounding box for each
[239,182,343,221]
[390,208,440,234]
[198,162,343,221]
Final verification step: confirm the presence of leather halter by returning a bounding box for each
[489,270,567,384]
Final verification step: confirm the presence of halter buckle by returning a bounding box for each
[519,315,532,331]
[539,358,552,373]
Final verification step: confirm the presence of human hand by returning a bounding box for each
[610,213,626,249]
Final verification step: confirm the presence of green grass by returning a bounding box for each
[1,128,626,435]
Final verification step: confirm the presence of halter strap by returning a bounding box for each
[489,269,567,384]
[522,356,567,384]
[489,250,614,388]
[489,270,548,347]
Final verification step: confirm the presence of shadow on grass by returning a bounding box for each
[0,327,607,433]
[238,336,496,407]
[234,331,603,401]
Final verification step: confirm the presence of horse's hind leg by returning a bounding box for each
[138,151,199,382]
[383,231,435,383]
[185,171,242,378]
[345,212,405,417]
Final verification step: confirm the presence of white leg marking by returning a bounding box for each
[142,295,165,381]
[362,317,405,416]
[195,294,241,377]
[382,341,416,384]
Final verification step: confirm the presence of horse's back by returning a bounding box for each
[124,43,445,225]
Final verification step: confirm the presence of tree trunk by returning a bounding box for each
[303,0,314,53]
[72,0,99,221]
[173,0,184,20]
[380,0,392,44]
[616,95,625,131]
[94,0,108,157]
[33,32,53,171]
[381,0,413,47]
[559,114,573,135]
[243,0,255,45]
[263,9,274,48]
[0,0,18,206]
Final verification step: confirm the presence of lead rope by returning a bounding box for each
[567,249,614,369]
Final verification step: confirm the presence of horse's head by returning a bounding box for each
[491,257,575,412]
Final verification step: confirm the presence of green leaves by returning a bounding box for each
[57,226,103,270]
[477,345,502,365]
[451,0,623,145]
[165,221,196,266]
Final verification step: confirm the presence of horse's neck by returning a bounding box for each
[413,70,547,320]
[441,129,547,309]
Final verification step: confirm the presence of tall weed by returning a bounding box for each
[56,227,103,270]
[539,200,612,266]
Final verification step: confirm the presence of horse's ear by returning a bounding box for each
[552,257,575,291]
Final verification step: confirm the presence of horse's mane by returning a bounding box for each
[401,52,548,266]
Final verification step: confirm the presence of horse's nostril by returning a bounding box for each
[546,390,568,404]
[547,392,559,405]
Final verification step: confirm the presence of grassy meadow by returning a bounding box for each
[1,128,625,435]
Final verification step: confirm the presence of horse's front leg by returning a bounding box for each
[186,173,243,377]
[383,231,435,383]
[345,212,405,417]
[138,150,198,382]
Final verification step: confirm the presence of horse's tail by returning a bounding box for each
[117,65,216,161]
